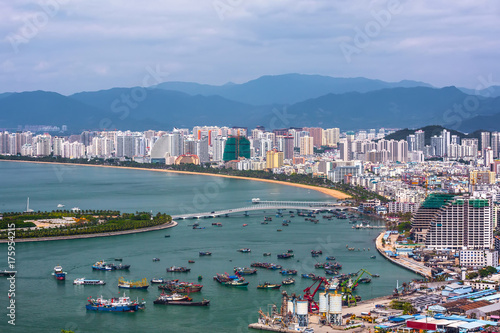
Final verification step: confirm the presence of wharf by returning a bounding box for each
[375,232,432,278]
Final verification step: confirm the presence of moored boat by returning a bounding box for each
[237,248,251,253]
[280,269,297,275]
[282,278,295,285]
[199,251,212,256]
[150,278,167,284]
[158,281,203,293]
[277,253,294,259]
[86,293,145,312]
[118,277,149,289]
[152,258,160,262]
[73,277,105,285]
[167,266,191,273]
[257,282,281,289]
[301,273,316,279]
[53,265,66,280]
[234,267,257,275]
[263,252,271,256]
[370,255,376,259]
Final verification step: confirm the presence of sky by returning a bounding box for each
[1,0,499,95]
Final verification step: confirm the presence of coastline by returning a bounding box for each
[0,159,351,200]
[0,221,177,243]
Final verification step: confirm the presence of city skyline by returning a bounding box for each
[1,1,499,94]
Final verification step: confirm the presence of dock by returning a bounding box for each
[375,232,433,278]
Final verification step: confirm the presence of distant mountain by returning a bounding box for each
[69,88,262,129]
[459,86,500,98]
[280,86,500,130]
[154,73,433,105]
[382,125,484,145]
[458,104,500,132]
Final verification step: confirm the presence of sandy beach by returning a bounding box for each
[1,160,351,200]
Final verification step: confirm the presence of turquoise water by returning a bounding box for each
[0,162,418,332]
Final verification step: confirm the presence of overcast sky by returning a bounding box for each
[1,0,499,94]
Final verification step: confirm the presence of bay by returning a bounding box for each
[0,162,418,332]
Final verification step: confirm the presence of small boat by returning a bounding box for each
[242,224,248,227]
[358,278,371,284]
[118,277,149,289]
[237,248,251,253]
[193,226,206,229]
[257,282,281,289]
[277,229,282,232]
[287,249,293,253]
[301,273,316,279]
[164,235,171,238]
[372,274,380,278]
[282,278,295,285]
[53,265,66,280]
[264,217,272,221]
[57,204,65,208]
[261,221,268,224]
[152,258,160,262]
[311,250,323,256]
[151,278,167,284]
[198,275,203,281]
[280,269,297,276]
[92,261,130,271]
[370,255,376,259]
[326,256,336,261]
[154,296,210,306]
[86,293,145,312]
[223,278,249,287]
[234,267,257,275]
[263,252,271,256]
[74,278,105,285]
[114,258,123,261]
[282,223,289,226]
[199,251,212,256]
[277,253,294,259]
[167,266,191,273]
[154,293,192,303]
[325,270,338,275]
[158,281,203,293]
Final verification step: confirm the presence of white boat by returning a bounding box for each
[71,207,81,211]
[74,277,106,285]
[57,204,65,208]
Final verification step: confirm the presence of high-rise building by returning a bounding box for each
[441,129,450,157]
[222,136,251,161]
[323,128,340,147]
[491,132,499,158]
[415,130,425,151]
[302,127,323,147]
[212,137,227,162]
[406,134,416,152]
[300,136,314,156]
[425,195,494,250]
[266,149,284,169]
[481,131,491,151]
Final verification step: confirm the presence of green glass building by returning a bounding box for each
[223,136,251,161]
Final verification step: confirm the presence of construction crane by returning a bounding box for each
[339,269,373,307]
[302,277,328,313]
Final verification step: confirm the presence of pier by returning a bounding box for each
[171,200,343,220]
[375,232,433,278]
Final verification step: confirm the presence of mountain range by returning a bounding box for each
[1,74,499,133]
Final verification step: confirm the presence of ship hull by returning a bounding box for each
[86,304,139,312]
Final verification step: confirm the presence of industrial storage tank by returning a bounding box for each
[287,300,295,315]
[296,300,308,315]
[319,293,328,313]
[329,293,342,314]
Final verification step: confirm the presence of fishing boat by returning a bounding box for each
[257,282,281,289]
[325,270,338,275]
[152,258,160,262]
[153,293,192,303]
[277,253,294,259]
[158,281,203,293]
[53,266,66,280]
[188,260,195,264]
[118,277,149,289]
[263,252,271,256]
[150,278,168,284]
[92,261,130,271]
[73,278,105,285]
[214,273,249,287]
[311,250,323,256]
[86,293,145,312]
[167,266,191,273]
[358,278,371,284]
[314,263,325,269]
[234,267,257,275]
[280,269,297,275]
[264,216,272,221]
[277,229,282,232]
[223,278,249,287]
[372,274,380,278]
[154,295,210,306]
[282,278,295,285]
[199,251,212,256]
[326,256,336,261]
[237,248,251,253]
[301,273,316,279]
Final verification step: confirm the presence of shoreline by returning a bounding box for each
[0,221,177,243]
[0,159,351,200]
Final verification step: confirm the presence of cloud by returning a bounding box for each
[0,0,499,94]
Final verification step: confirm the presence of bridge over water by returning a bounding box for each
[171,200,345,220]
